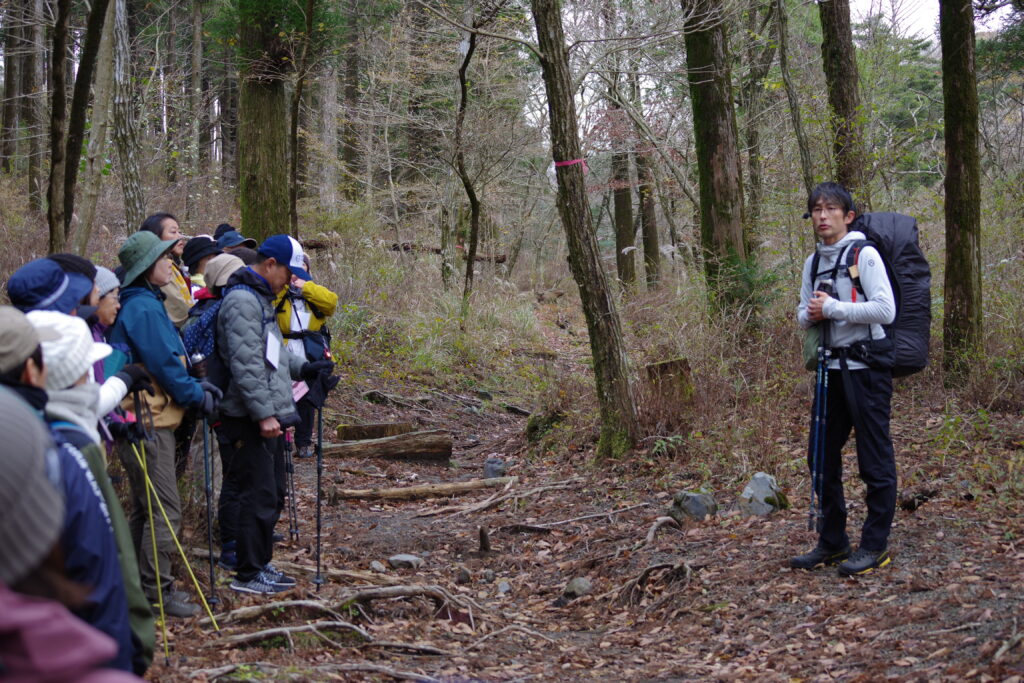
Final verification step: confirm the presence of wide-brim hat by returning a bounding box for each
[217,230,258,250]
[182,236,222,272]
[119,231,179,286]
[7,259,94,315]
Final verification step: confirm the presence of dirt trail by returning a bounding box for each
[158,313,1024,682]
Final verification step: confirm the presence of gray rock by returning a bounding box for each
[475,389,494,402]
[738,472,788,516]
[454,567,472,584]
[369,560,387,573]
[563,576,592,599]
[497,581,512,595]
[668,491,718,522]
[482,569,495,583]
[387,554,424,569]
[483,456,507,478]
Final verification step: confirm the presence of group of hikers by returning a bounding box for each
[0,214,338,677]
[0,182,921,678]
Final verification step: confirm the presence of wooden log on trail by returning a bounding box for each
[329,476,516,503]
[322,429,452,463]
[336,422,416,441]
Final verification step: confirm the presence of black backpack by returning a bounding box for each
[182,283,266,392]
[808,212,931,377]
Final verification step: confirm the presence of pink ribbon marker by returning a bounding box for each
[554,158,588,173]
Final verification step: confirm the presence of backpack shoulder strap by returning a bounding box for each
[843,239,870,300]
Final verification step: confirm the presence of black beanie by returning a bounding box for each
[214,223,236,240]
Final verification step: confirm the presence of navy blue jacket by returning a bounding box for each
[51,428,134,672]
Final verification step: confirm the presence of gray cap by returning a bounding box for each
[0,387,65,585]
[94,266,120,299]
[0,306,60,375]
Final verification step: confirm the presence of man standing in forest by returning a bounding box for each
[792,182,898,576]
[216,235,331,595]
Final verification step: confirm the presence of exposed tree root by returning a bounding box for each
[415,477,582,518]
[467,624,559,650]
[214,620,370,650]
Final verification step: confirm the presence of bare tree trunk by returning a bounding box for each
[320,64,339,210]
[185,2,203,221]
[739,0,776,230]
[72,0,117,255]
[818,0,868,203]
[289,0,316,237]
[62,0,112,238]
[940,0,982,377]
[611,146,636,288]
[682,0,747,305]
[25,0,43,210]
[628,66,659,288]
[1,7,22,173]
[776,0,814,196]
[454,14,482,320]
[46,0,72,253]
[341,0,360,199]
[530,0,639,458]
[112,0,145,231]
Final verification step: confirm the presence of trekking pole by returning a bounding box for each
[284,429,300,543]
[201,417,218,605]
[130,444,220,630]
[313,405,325,590]
[817,349,831,526]
[137,438,170,665]
[808,344,823,531]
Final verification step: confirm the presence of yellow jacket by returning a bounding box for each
[160,261,194,329]
[274,280,338,335]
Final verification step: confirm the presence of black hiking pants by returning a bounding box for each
[216,416,283,581]
[216,429,240,548]
[808,367,896,553]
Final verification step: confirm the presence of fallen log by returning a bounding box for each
[322,429,452,463]
[330,476,516,502]
[337,422,416,441]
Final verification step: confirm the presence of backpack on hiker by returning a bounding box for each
[804,212,931,377]
[182,283,262,392]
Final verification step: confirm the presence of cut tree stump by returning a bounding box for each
[644,357,694,405]
[322,429,452,463]
[329,476,517,503]
[337,422,416,441]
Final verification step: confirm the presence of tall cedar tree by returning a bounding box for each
[530,0,639,458]
[681,0,748,305]
[238,0,291,242]
[940,0,983,376]
[818,0,868,203]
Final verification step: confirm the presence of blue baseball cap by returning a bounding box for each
[7,259,94,314]
[257,235,312,281]
[217,230,258,250]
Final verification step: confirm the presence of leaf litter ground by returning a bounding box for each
[155,318,1023,682]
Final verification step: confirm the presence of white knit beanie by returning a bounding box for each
[0,387,64,585]
[25,310,112,391]
[94,266,120,299]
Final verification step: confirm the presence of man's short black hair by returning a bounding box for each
[0,345,43,387]
[139,212,178,239]
[807,182,856,216]
[47,253,97,282]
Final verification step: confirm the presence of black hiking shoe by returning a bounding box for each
[789,544,852,570]
[837,547,891,577]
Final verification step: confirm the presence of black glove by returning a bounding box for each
[200,389,219,416]
[115,365,154,395]
[108,420,143,444]
[300,359,334,380]
[199,380,223,400]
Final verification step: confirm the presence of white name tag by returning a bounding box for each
[266,333,281,369]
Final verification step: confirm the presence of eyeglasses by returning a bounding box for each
[811,206,843,216]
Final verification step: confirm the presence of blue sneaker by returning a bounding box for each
[262,563,297,588]
[230,574,287,595]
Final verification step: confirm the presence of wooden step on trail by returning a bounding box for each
[336,422,416,441]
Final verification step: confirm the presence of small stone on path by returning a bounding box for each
[668,491,717,522]
[563,576,592,599]
[388,554,423,569]
[370,560,387,573]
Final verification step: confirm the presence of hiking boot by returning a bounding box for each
[230,574,289,595]
[297,446,314,459]
[153,596,199,618]
[218,549,238,570]
[262,564,297,588]
[837,547,891,577]
[789,544,852,570]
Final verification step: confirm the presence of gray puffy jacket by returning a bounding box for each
[216,267,305,422]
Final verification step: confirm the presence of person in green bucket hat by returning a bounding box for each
[106,230,223,619]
